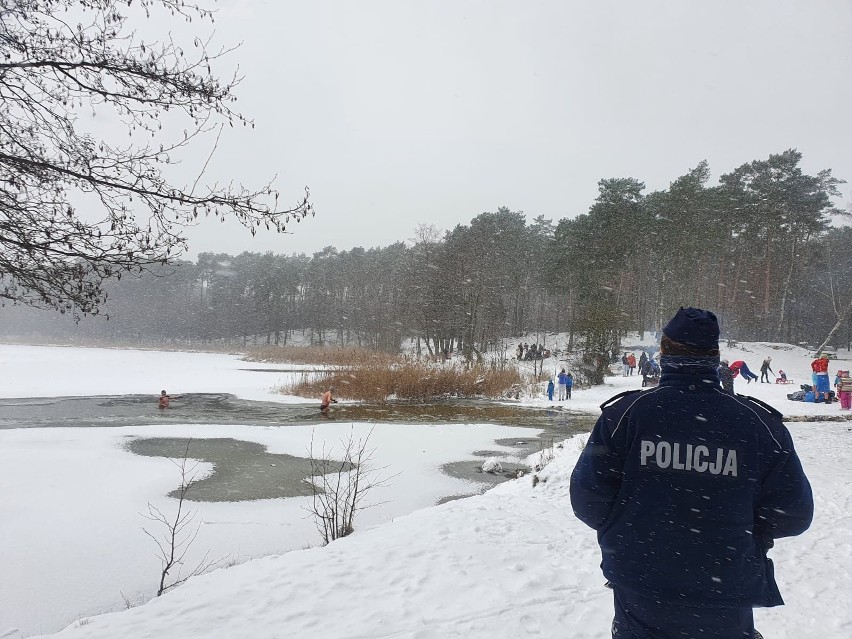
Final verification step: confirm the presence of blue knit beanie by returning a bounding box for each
[662,307,719,350]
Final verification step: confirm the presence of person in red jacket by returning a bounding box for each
[811,354,831,403]
[729,360,758,383]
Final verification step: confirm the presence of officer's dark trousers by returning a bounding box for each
[612,587,755,639]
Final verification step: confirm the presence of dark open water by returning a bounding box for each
[0,393,595,501]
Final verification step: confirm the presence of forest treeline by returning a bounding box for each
[3,149,851,358]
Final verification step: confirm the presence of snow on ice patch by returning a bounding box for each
[481,457,503,473]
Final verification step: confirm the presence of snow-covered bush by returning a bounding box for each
[481,458,503,474]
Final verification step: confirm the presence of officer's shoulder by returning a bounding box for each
[733,393,784,420]
[600,389,644,411]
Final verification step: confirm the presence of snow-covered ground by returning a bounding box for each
[0,345,543,637]
[0,344,315,403]
[1,341,850,638]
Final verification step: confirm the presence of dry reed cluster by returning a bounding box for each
[284,360,522,402]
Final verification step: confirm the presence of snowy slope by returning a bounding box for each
[27,423,852,639]
[2,341,851,638]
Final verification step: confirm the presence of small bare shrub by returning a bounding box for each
[306,427,394,545]
[142,440,221,597]
[535,437,556,472]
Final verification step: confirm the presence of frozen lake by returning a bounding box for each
[0,345,592,637]
[0,392,588,430]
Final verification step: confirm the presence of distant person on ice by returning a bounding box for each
[320,386,338,413]
[570,307,813,639]
[158,390,182,409]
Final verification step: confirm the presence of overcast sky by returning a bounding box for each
[166,0,852,259]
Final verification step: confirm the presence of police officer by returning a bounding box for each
[570,307,813,639]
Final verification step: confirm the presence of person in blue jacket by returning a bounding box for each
[570,307,813,639]
[546,378,555,401]
[557,368,568,401]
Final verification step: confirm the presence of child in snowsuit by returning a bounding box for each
[836,371,852,410]
[546,379,555,401]
[718,360,734,393]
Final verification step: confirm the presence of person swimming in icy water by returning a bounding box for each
[158,390,183,409]
[320,386,338,414]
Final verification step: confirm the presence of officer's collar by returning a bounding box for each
[659,371,721,388]
[659,354,720,387]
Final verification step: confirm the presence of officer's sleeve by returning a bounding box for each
[570,411,626,531]
[755,428,814,541]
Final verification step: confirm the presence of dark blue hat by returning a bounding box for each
[662,307,719,350]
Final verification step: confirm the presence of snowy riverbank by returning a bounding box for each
[1,341,851,638]
[24,422,852,639]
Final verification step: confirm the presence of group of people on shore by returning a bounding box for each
[516,342,550,361]
[546,368,574,401]
[808,353,851,406]
[620,352,637,376]
[715,353,849,408]
[619,351,662,387]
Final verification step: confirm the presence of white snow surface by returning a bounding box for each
[1,341,850,638]
[0,343,313,403]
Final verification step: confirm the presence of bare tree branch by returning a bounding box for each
[305,426,397,545]
[141,438,227,596]
[1,0,313,318]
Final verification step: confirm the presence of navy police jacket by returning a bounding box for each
[570,368,813,608]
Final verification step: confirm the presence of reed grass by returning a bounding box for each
[283,361,523,402]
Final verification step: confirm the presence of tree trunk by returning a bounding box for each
[763,226,772,316]
[816,297,852,355]
[775,238,798,339]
